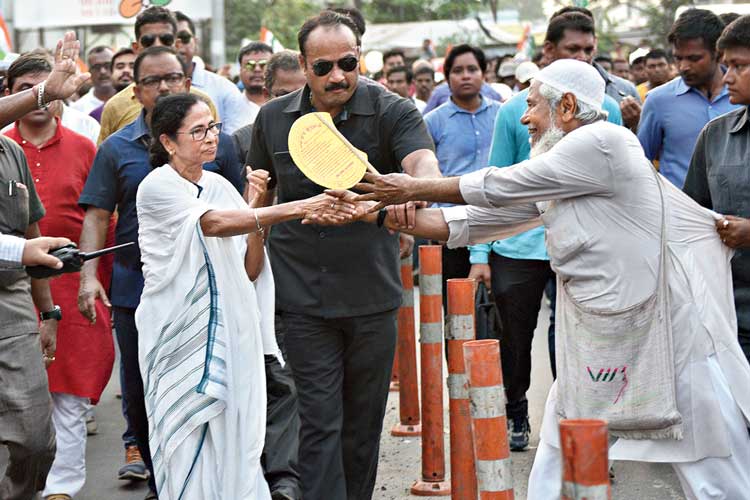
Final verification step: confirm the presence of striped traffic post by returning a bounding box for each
[464,339,514,499]
[446,278,478,500]
[390,345,400,391]
[560,419,611,500]
[411,245,450,496]
[391,256,421,437]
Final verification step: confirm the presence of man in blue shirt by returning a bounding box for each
[423,79,502,115]
[424,44,500,306]
[638,8,740,188]
[470,10,624,452]
[77,46,241,500]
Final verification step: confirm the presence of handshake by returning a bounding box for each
[302,172,430,230]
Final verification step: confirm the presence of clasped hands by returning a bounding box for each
[303,172,423,228]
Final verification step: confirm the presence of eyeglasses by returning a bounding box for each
[138,72,185,89]
[139,33,175,48]
[176,31,193,44]
[311,55,359,77]
[176,122,223,141]
[244,60,268,72]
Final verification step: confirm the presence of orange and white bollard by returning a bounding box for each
[411,245,450,496]
[446,279,478,500]
[390,345,400,391]
[463,339,514,499]
[560,419,611,500]
[391,257,421,437]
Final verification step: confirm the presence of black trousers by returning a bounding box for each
[489,253,554,419]
[113,306,157,494]
[263,313,301,497]
[282,309,397,500]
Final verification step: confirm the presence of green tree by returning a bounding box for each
[643,0,694,45]
[224,0,322,59]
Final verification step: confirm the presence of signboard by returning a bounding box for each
[13,0,211,29]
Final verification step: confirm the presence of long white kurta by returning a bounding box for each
[442,121,750,463]
[135,165,278,500]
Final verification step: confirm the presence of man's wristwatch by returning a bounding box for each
[40,305,62,321]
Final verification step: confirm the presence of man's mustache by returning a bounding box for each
[325,82,349,92]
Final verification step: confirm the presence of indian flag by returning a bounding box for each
[259,27,284,52]
[0,9,12,58]
[516,24,535,61]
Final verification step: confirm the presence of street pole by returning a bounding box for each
[210,0,225,67]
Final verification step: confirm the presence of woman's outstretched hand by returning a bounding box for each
[300,192,360,225]
[301,191,371,226]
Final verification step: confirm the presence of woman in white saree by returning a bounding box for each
[134,93,352,499]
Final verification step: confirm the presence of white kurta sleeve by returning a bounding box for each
[0,233,24,267]
[460,124,618,208]
[442,204,542,248]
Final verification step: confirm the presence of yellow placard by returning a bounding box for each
[288,112,373,189]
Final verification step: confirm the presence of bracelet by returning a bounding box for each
[253,209,265,237]
[36,81,49,110]
[376,208,388,228]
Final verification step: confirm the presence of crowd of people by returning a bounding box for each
[1,3,750,500]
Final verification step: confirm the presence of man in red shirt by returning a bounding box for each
[4,53,115,500]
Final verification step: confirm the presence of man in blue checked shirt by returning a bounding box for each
[424,44,501,311]
[469,10,625,452]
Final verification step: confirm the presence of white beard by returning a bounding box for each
[529,125,565,158]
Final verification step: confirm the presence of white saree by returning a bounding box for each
[135,165,278,500]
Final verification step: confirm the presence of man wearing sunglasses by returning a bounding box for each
[78,46,243,500]
[248,11,441,500]
[239,41,274,108]
[97,6,218,144]
[173,11,256,134]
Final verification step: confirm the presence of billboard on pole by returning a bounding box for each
[13,0,211,29]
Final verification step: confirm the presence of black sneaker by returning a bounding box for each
[509,415,530,451]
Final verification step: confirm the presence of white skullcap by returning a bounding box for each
[533,59,605,112]
[629,47,649,65]
[515,61,539,84]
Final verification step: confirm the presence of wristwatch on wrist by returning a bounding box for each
[40,305,62,321]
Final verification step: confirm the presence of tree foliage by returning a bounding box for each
[224,0,321,58]
[223,0,546,59]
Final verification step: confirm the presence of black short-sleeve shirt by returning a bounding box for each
[248,80,435,318]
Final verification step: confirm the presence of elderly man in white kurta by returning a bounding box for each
[348,59,750,499]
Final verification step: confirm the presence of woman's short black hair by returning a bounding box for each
[297,11,361,57]
[718,15,750,52]
[149,93,207,167]
[443,44,487,77]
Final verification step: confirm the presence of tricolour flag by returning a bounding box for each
[516,24,535,61]
[259,27,284,52]
[0,9,13,58]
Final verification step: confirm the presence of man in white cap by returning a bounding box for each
[628,47,650,85]
[341,58,750,499]
[514,61,538,91]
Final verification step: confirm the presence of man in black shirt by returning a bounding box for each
[247,11,440,500]
[684,15,750,363]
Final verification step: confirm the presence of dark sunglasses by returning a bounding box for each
[139,33,175,48]
[176,31,193,44]
[311,55,358,77]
